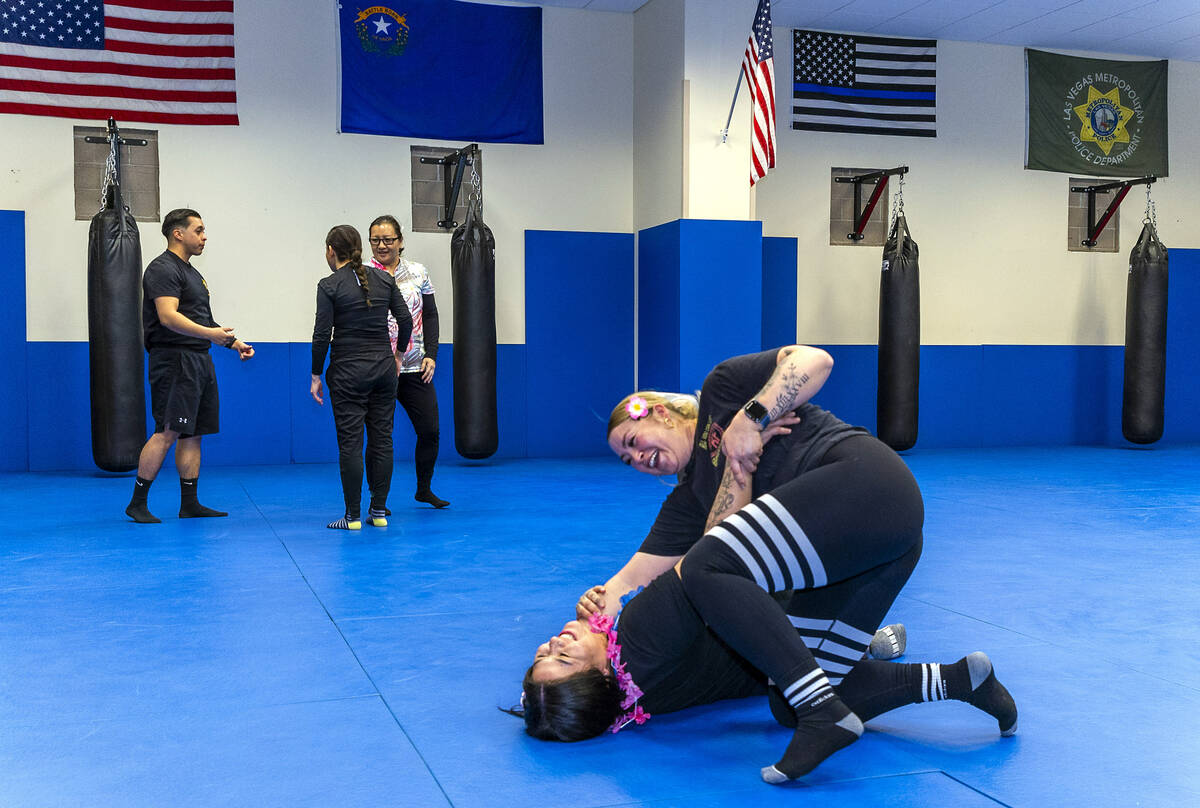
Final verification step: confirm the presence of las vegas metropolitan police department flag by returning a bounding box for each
[1025,49,1167,177]
[339,1,543,144]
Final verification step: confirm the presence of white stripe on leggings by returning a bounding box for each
[741,502,806,590]
[705,525,769,590]
[817,639,864,662]
[759,494,828,587]
[723,512,786,591]
[782,668,824,700]
[789,676,833,708]
[788,615,833,632]
[832,620,875,648]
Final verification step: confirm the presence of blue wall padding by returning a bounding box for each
[6,240,1200,471]
[525,230,634,456]
[289,342,338,463]
[679,219,763,390]
[977,345,1122,446]
[816,345,1131,448]
[205,344,292,466]
[636,220,681,391]
[639,219,764,392]
[1165,247,1200,444]
[0,211,27,471]
[762,236,798,350]
[23,341,527,471]
[27,341,92,472]
[296,343,529,466]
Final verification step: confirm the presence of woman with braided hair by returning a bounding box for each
[311,224,412,529]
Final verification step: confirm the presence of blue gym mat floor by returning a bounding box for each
[2,447,1198,807]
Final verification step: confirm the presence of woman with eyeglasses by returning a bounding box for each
[311,225,412,529]
[366,215,449,509]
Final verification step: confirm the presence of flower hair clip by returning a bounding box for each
[626,396,650,421]
[587,611,650,734]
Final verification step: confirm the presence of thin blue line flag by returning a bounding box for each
[339,1,543,144]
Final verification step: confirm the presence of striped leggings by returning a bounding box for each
[679,434,923,714]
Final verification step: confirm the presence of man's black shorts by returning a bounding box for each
[148,348,219,437]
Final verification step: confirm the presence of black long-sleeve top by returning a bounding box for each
[311,264,412,375]
[420,293,439,361]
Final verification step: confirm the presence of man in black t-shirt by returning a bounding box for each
[124,208,254,523]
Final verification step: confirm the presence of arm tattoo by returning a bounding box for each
[764,366,811,420]
[706,466,741,530]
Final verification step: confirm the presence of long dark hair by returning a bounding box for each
[326,224,370,307]
[504,665,624,742]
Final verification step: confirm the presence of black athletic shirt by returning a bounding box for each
[638,349,867,557]
[311,264,412,374]
[142,250,219,352]
[617,571,764,714]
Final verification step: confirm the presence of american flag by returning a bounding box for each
[742,0,774,186]
[0,0,238,125]
[793,30,935,138]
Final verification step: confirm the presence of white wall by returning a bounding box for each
[632,0,759,226]
[4,2,1198,352]
[681,0,755,220]
[2,1,633,345]
[633,0,685,231]
[756,38,1200,346]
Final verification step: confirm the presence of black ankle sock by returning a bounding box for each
[767,683,796,729]
[125,502,161,523]
[130,476,153,505]
[180,477,199,509]
[762,696,862,783]
[415,489,449,508]
[179,503,228,518]
[960,653,1018,735]
[126,477,160,522]
[912,654,1018,735]
[178,478,227,518]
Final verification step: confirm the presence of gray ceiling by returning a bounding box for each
[514,0,1200,62]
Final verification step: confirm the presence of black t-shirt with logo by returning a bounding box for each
[142,250,217,352]
[638,349,867,557]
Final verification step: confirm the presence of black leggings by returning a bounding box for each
[328,354,398,517]
[396,372,440,488]
[680,434,923,711]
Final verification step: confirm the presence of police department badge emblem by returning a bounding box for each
[1073,85,1134,156]
[355,6,409,56]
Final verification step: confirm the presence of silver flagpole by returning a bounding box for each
[720,70,744,143]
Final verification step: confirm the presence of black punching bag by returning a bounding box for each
[450,200,499,459]
[877,214,920,451]
[1122,222,1168,444]
[87,195,145,472]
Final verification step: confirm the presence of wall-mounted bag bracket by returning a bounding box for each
[1070,175,1156,248]
[419,143,479,230]
[834,165,909,241]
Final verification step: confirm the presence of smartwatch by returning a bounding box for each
[743,399,770,429]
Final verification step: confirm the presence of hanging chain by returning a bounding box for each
[467,151,482,209]
[98,133,118,212]
[1143,183,1157,231]
[889,171,906,231]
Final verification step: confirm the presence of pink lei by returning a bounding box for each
[587,612,650,733]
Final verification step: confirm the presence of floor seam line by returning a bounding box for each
[243,484,456,808]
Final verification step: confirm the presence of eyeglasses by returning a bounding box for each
[369,236,400,246]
